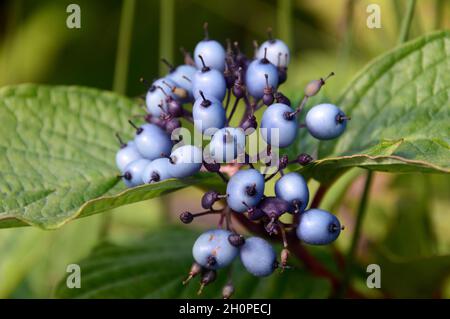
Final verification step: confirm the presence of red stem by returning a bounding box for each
[232,212,365,298]
[310,184,329,208]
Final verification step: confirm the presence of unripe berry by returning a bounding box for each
[180,211,194,224]
[240,115,257,132]
[304,79,324,97]
[182,262,202,285]
[297,153,313,166]
[201,191,219,209]
[222,282,235,299]
[198,269,217,295]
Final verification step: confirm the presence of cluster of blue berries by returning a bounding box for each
[114,23,350,298]
[115,127,202,187]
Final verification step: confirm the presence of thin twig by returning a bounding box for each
[225,88,231,111]
[338,171,373,297]
[232,212,365,298]
[227,98,240,124]
[397,0,416,44]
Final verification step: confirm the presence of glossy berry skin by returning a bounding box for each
[145,78,177,117]
[245,59,278,99]
[194,40,226,72]
[168,145,203,178]
[115,141,142,173]
[239,237,276,277]
[305,103,347,140]
[122,158,151,188]
[192,96,226,134]
[209,127,245,163]
[142,157,172,183]
[192,69,227,102]
[257,39,290,67]
[296,209,341,245]
[260,103,298,147]
[192,229,238,270]
[226,169,264,213]
[167,64,197,101]
[134,124,172,160]
[275,172,309,213]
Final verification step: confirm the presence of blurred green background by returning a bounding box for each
[0,0,449,298]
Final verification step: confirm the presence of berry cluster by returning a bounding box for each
[114,23,350,298]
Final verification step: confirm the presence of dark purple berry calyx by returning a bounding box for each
[329,223,343,233]
[336,113,351,123]
[203,160,221,173]
[198,54,210,73]
[199,90,212,107]
[122,171,132,181]
[224,61,236,89]
[240,114,257,131]
[260,47,270,64]
[274,91,291,105]
[201,190,220,209]
[179,211,194,224]
[115,133,127,149]
[165,118,181,134]
[150,171,161,182]
[297,153,313,166]
[233,67,245,98]
[228,233,245,247]
[128,120,143,134]
[259,196,292,219]
[245,183,257,196]
[167,100,183,117]
[279,154,289,170]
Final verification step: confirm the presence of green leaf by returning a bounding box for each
[0,214,104,298]
[380,174,437,258]
[363,173,448,298]
[375,251,450,298]
[0,84,220,229]
[54,227,331,299]
[299,31,450,183]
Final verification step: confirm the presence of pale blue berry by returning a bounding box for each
[240,237,277,277]
[305,103,348,140]
[208,127,246,163]
[168,145,203,178]
[122,158,151,188]
[132,123,172,160]
[115,139,142,173]
[275,172,309,213]
[296,209,342,245]
[142,157,173,183]
[192,229,239,270]
[245,58,278,99]
[226,169,265,213]
[192,92,226,135]
[257,39,290,67]
[260,103,298,148]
